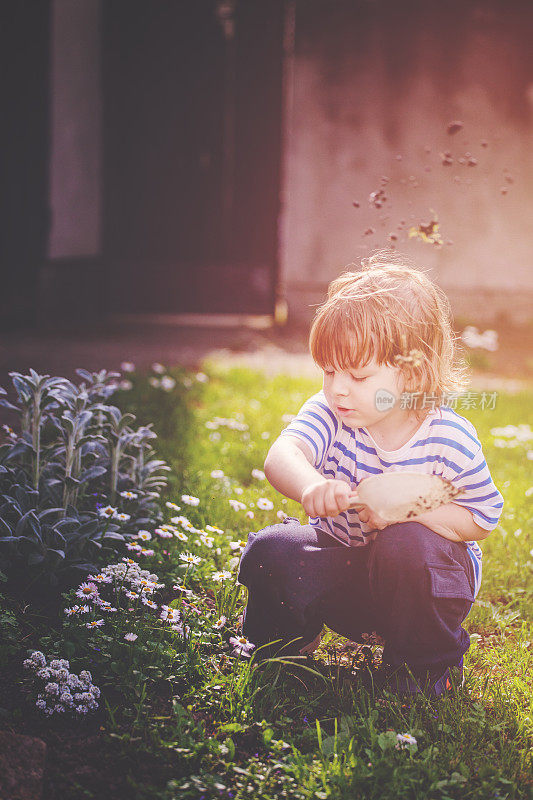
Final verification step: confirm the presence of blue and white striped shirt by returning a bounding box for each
[279,391,504,597]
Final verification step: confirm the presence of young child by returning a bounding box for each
[237,252,504,696]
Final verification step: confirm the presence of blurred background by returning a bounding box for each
[1,0,532,378]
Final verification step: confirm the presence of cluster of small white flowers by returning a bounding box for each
[461,326,498,351]
[23,652,100,716]
[65,562,165,624]
[490,424,533,449]
[204,416,249,432]
[229,498,247,512]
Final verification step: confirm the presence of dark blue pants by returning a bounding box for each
[237,519,476,674]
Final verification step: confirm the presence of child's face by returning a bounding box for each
[322,358,406,428]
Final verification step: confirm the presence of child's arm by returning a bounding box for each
[264,435,353,518]
[352,496,491,542]
[410,503,491,543]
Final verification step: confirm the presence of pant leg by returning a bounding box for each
[367,522,476,674]
[237,518,375,653]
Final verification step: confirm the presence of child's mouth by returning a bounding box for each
[336,406,353,415]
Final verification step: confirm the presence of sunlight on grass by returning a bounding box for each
[117,363,531,800]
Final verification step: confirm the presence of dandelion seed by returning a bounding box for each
[181,494,200,506]
[257,498,274,511]
[124,633,138,642]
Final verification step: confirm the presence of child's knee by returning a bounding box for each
[370,522,446,581]
[237,525,296,585]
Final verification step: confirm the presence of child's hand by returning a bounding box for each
[348,490,390,531]
[301,479,354,518]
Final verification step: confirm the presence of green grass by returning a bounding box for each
[114,363,531,800]
[6,364,531,799]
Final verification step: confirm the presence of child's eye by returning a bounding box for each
[350,374,367,382]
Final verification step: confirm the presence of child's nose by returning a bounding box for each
[332,373,350,395]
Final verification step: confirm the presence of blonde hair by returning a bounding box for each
[309,250,469,417]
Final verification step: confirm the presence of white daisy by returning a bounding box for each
[120,491,138,499]
[179,552,202,566]
[206,524,224,534]
[152,362,166,374]
[396,733,417,748]
[210,469,225,479]
[124,633,138,642]
[213,615,227,629]
[212,571,232,582]
[251,469,266,481]
[229,635,255,657]
[75,582,99,600]
[86,619,104,629]
[135,530,152,541]
[229,540,247,551]
[116,513,131,522]
[181,495,200,506]
[98,505,117,519]
[257,498,274,511]
[165,501,181,510]
[121,361,135,372]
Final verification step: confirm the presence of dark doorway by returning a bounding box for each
[0,2,50,330]
[103,0,285,315]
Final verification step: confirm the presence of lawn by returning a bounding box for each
[0,363,531,799]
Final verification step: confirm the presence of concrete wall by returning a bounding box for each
[48,0,101,258]
[281,0,533,324]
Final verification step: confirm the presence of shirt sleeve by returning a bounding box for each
[278,391,339,470]
[442,442,504,531]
